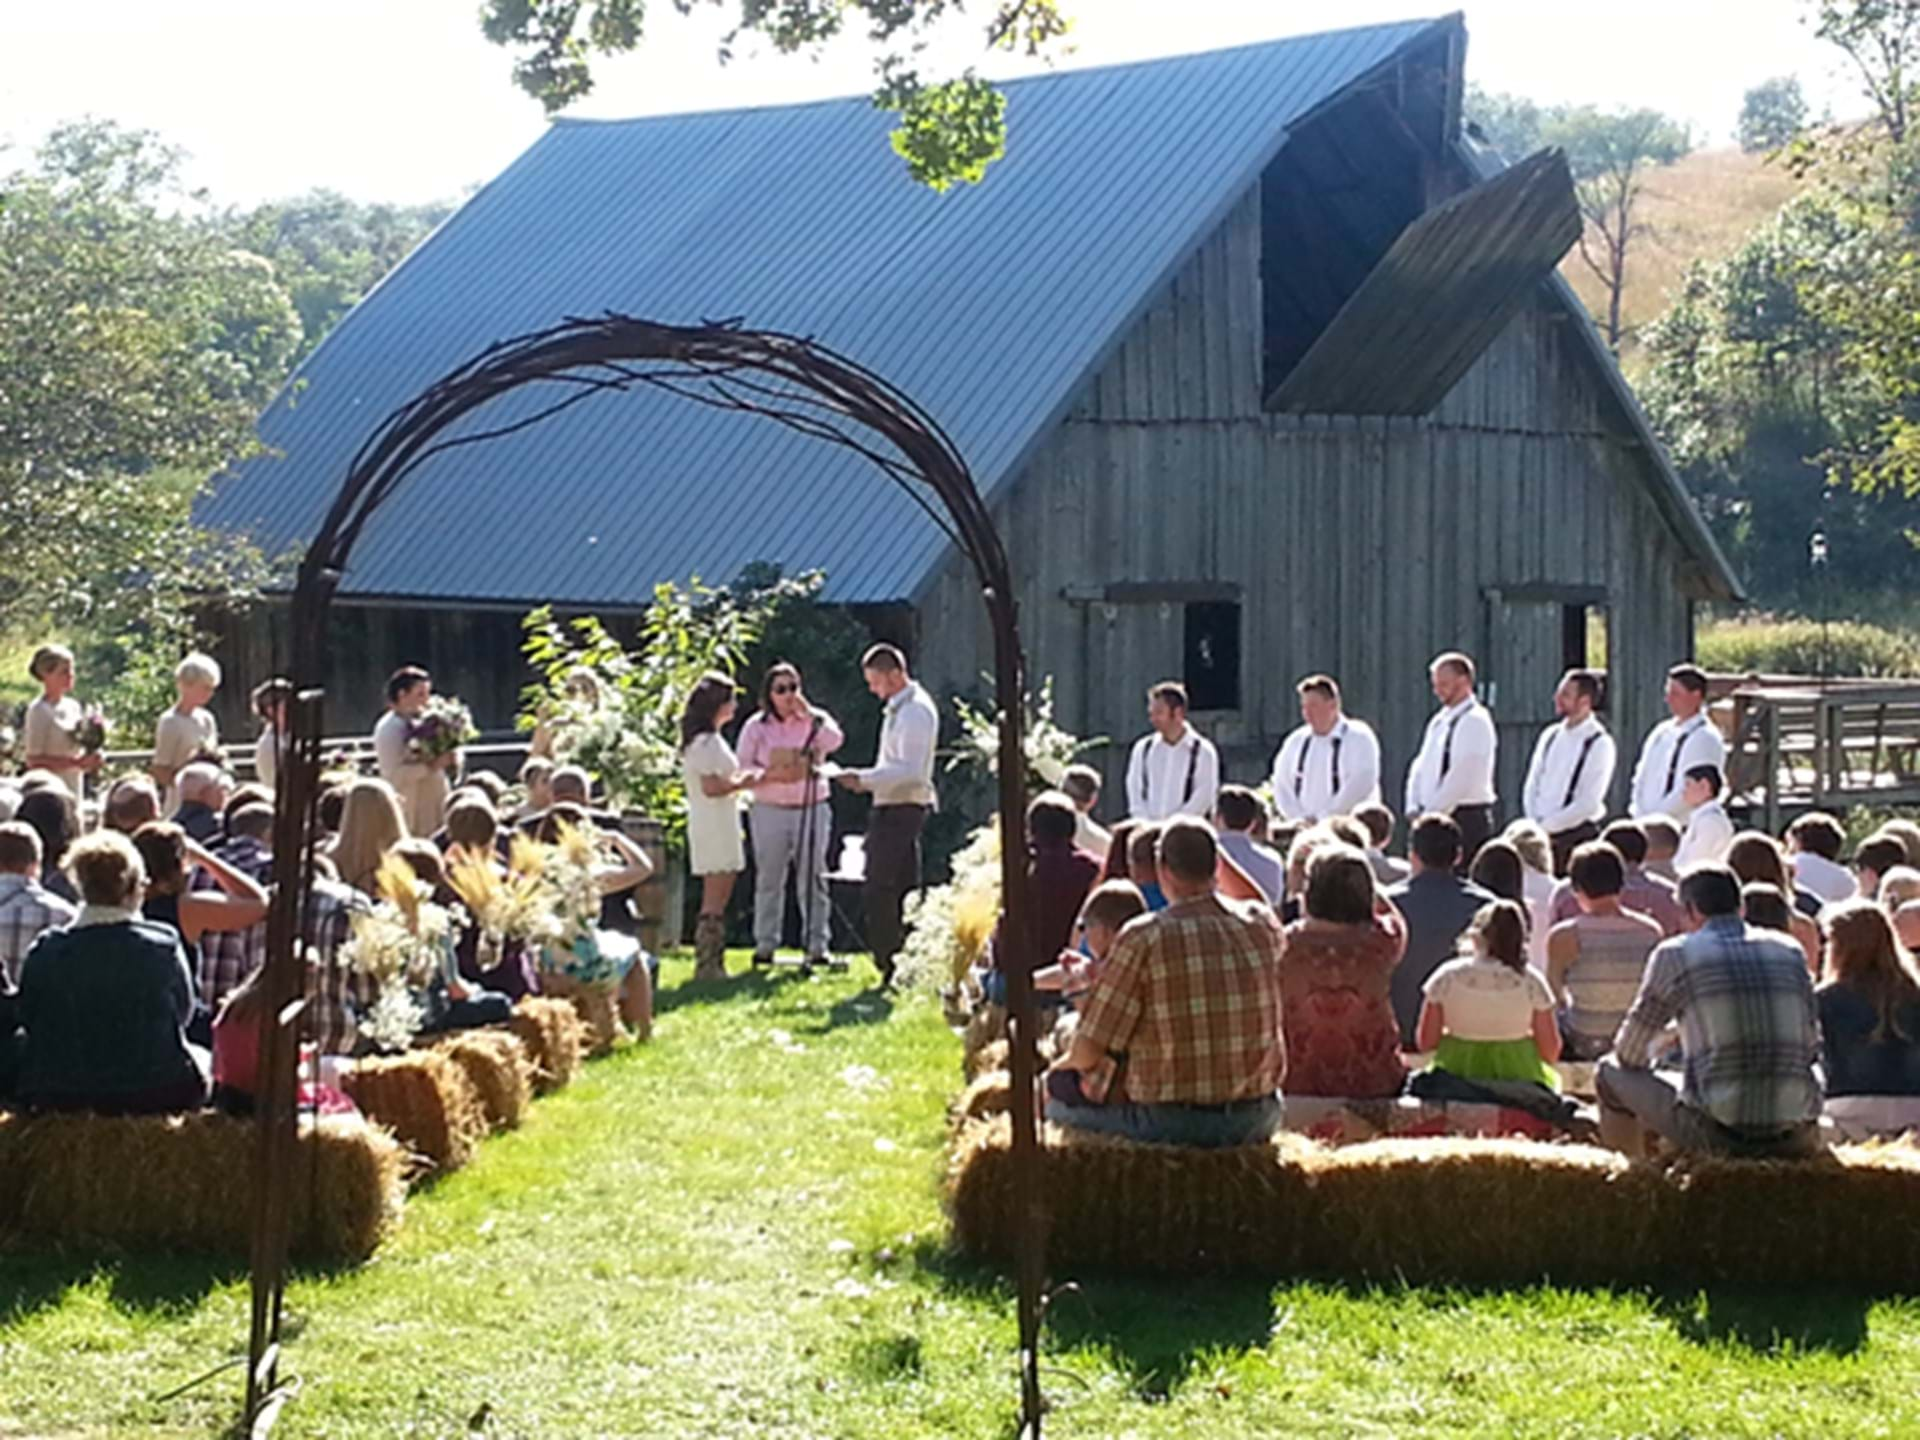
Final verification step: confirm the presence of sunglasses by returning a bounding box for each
[772,683,799,695]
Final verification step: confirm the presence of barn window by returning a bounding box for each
[1566,603,1610,711]
[1184,602,1241,712]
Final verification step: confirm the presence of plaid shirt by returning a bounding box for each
[1613,915,1820,1133]
[197,836,275,1009]
[1077,892,1287,1104]
[302,879,374,1055]
[0,872,78,987]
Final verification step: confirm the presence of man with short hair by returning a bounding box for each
[1853,835,1908,903]
[1629,664,1727,820]
[1058,764,1110,861]
[1673,764,1734,870]
[1785,812,1856,906]
[198,804,276,1009]
[1597,864,1821,1159]
[152,651,223,815]
[835,644,939,988]
[1403,652,1498,864]
[1384,813,1495,1045]
[103,776,163,835]
[0,821,76,986]
[985,793,1101,1005]
[1640,815,1682,882]
[1045,817,1286,1147]
[1546,841,1663,1060]
[1520,669,1617,875]
[1353,802,1409,886]
[1268,675,1381,824]
[374,665,455,836]
[1124,681,1220,822]
[1549,819,1683,936]
[1214,785,1284,905]
[171,762,232,845]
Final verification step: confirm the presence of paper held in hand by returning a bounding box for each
[764,746,812,783]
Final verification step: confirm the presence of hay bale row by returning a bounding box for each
[510,996,587,1093]
[430,1030,534,1131]
[538,973,624,1058]
[342,1050,489,1176]
[947,1119,1920,1291]
[0,1110,404,1264]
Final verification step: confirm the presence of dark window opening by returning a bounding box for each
[1184,602,1241,712]
[1564,603,1610,711]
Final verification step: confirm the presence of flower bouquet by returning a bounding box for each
[338,855,461,1052]
[407,694,477,764]
[72,707,108,755]
[446,839,567,968]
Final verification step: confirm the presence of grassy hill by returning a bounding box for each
[1559,145,1803,371]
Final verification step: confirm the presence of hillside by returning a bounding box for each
[1558,145,1803,371]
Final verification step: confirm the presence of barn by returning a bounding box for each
[197,12,1741,814]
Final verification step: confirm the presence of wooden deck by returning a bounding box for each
[1715,676,1920,829]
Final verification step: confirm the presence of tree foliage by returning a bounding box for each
[1740,76,1809,152]
[477,0,1072,189]
[1810,0,1920,142]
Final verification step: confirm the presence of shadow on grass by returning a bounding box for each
[0,1253,242,1326]
[1654,1288,1871,1356]
[650,966,787,1018]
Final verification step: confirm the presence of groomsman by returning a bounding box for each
[1520,669,1617,874]
[1404,652,1498,863]
[1629,664,1727,820]
[1269,674,1381,823]
[1124,681,1220,822]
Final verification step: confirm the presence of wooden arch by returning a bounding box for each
[246,316,1049,1432]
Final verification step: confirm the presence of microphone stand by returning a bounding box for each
[797,710,825,974]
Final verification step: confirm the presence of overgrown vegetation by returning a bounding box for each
[1697,612,1920,676]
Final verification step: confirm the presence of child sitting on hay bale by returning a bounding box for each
[210,964,358,1118]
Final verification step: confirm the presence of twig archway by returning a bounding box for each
[246,316,1050,1433]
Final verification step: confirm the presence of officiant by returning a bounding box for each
[737,663,845,970]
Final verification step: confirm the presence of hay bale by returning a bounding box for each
[342,1051,488,1175]
[510,996,586,1093]
[953,1070,1013,1128]
[540,972,624,1057]
[430,1029,533,1131]
[966,1038,1010,1083]
[0,1109,403,1264]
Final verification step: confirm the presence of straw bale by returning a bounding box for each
[0,1109,403,1263]
[430,1029,533,1131]
[540,972,625,1057]
[952,1070,1013,1128]
[342,1050,488,1175]
[966,1038,1010,1083]
[509,996,586,1092]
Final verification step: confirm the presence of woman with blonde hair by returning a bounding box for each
[1818,901,1920,1101]
[327,779,409,896]
[1502,819,1558,968]
[1726,831,1820,972]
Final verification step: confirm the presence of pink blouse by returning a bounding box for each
[735,708,844,807]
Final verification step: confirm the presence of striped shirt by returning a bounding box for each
[197,836,275,1009]
[1551,911,1661,1052]
[0,873,77,986]
[302,879,374,1055]
[1612,916,1819,1133]
[1076,892,1287,1104]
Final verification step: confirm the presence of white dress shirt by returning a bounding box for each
[1793,851,1858,906]
[1404,696,1498,816]
[1674,798,1735,870]
[1520,714,1616,836]
[1125,725,1220,821]
[857,681,939,808]
[1269,716,1382,822]
[1630,714,1727,820]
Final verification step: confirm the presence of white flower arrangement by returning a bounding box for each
[339,855,461,1053]
[948,675,1104,790]
[897,820,1003,995]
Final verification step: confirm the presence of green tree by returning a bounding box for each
[1740,75,1809,151]
[1463,82,1544,159]
[1810,0,1920,142]
[477,0,1072,190]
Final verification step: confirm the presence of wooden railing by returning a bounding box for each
[1721,681,1920,830]
[98,731,534,785]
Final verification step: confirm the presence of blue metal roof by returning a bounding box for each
[199,17,1452,606]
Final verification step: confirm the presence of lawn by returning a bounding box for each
[4,959,1920,1438]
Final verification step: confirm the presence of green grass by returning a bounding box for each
[5,958,1920,1438]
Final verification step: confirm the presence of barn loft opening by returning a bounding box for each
[1184,600,1242,713]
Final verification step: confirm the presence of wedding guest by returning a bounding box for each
[1281,845,1407,1097]
[1817,900,1920,1101]
[297,861,375,1056]
[1269,675,1381,823]
[1786,812,1856,906]
[1036,879,1148,1000]
[328,779,409,896]
[1124,681,1219,822]
[132,822,271,1017]
[1741,882,1796,937]
[16,830,210,1114]
[834,645,939,989]
[103,775,163,835]
[152,652,223,817]
[680,672,759,982]
[1099,820,1137,886]
[1547,819,1685,937]
[1503,819,1559,968]
[0,821,76,987]
[15,787,79,904]
[1546,842,1661,1061]
[1214,785,1284,905]
[1386,813,1493,1046]
[197,804,277,1009]
[1855,835,1909,902]
[387,840,515,1035]
[1129,824,1167,911]
[1354,803,1409,887]
[1641,815,1683,882]
[1059,765,1111,861]
[1519,669,1615,873]
[516,757,556,821]
[1726,832,1820,971]
[1629,664,1726,820]
[442,800,540,1000]
[373,666,453,837]
[22,644,99,799]
[736,662,843,969]
[1673,764,1734,870]
[1881,867,1920,918]
[210,964,357,1119]
[1417,899,1561,1089]
[533,804,657,1036]
[171,762,232,844]
[1468,839,1526,905]
[984,793,1100,1004]
[1404,652,1498,864]
[316,783,350,843]
[251,677,294,790]
[1875,819,1920,868]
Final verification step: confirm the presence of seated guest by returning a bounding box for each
[515,757,556,822]
[442,799,540,999]
[461,771,509,809]
[984,793,1101,1004]
[1099,820,1137,887]
[1878,819,1920,868]
[1547,842,1662,1061]
[1214,785,1284,905]
[1045,818,1286,1147]
[1128,824,1167,910]
[1060,764,1111,862]
[1549,820,1683,937]
[170,762,232,844]
[388,840,515,1034]
[1673,764,1734,870]
[302,859,376,1055]
[1386,814,1495,1046]
[211,963,357,1118]
[1640,815,1682,883]
[1726,832,1821,970]
[103,776,162,834]
[316,782,350,844]
[1035,880,1148,1000]
[1503,820,1559,968]
[1280,845,1407,1097]
[0,783,18,823]
[0,821,77,986]
[1787,812,1857,906]
[1855,835,1908,904]
[534,805,657,1037]
[131,822,271,1020]
[1881,867,1920,913]
[15,786,79,903]
[1468,839,1526,904]
[196,803,277,1009]
[1816,900,1920,1101]
[1353,803,1408,887]
[1741,882,1796,937]
[1597,865,1821,1159]
[1416,899,1562,1089]
[16,830,211,1114]
[328,779,409,894]
[1893,900,1920,952]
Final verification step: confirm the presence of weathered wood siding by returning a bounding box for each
[916,186,1696,819]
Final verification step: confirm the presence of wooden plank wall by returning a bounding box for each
[916,184,1695,823]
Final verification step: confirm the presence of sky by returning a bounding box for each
[0,1,1861,207]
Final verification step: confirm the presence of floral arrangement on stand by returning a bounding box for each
[948,675,1104,791]
[340,855,461,1053]
[898,819,1002,1002]
[445,836,567,976]
[407,694,477,764]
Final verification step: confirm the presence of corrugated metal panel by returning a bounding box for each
[197,17,1451,605]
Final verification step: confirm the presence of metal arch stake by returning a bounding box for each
[244,315,1051,1438]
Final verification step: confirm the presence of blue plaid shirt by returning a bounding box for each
[1613,916,1820,1133]
[0,872,78,987]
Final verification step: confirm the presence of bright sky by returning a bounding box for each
[1,1,1858,206]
